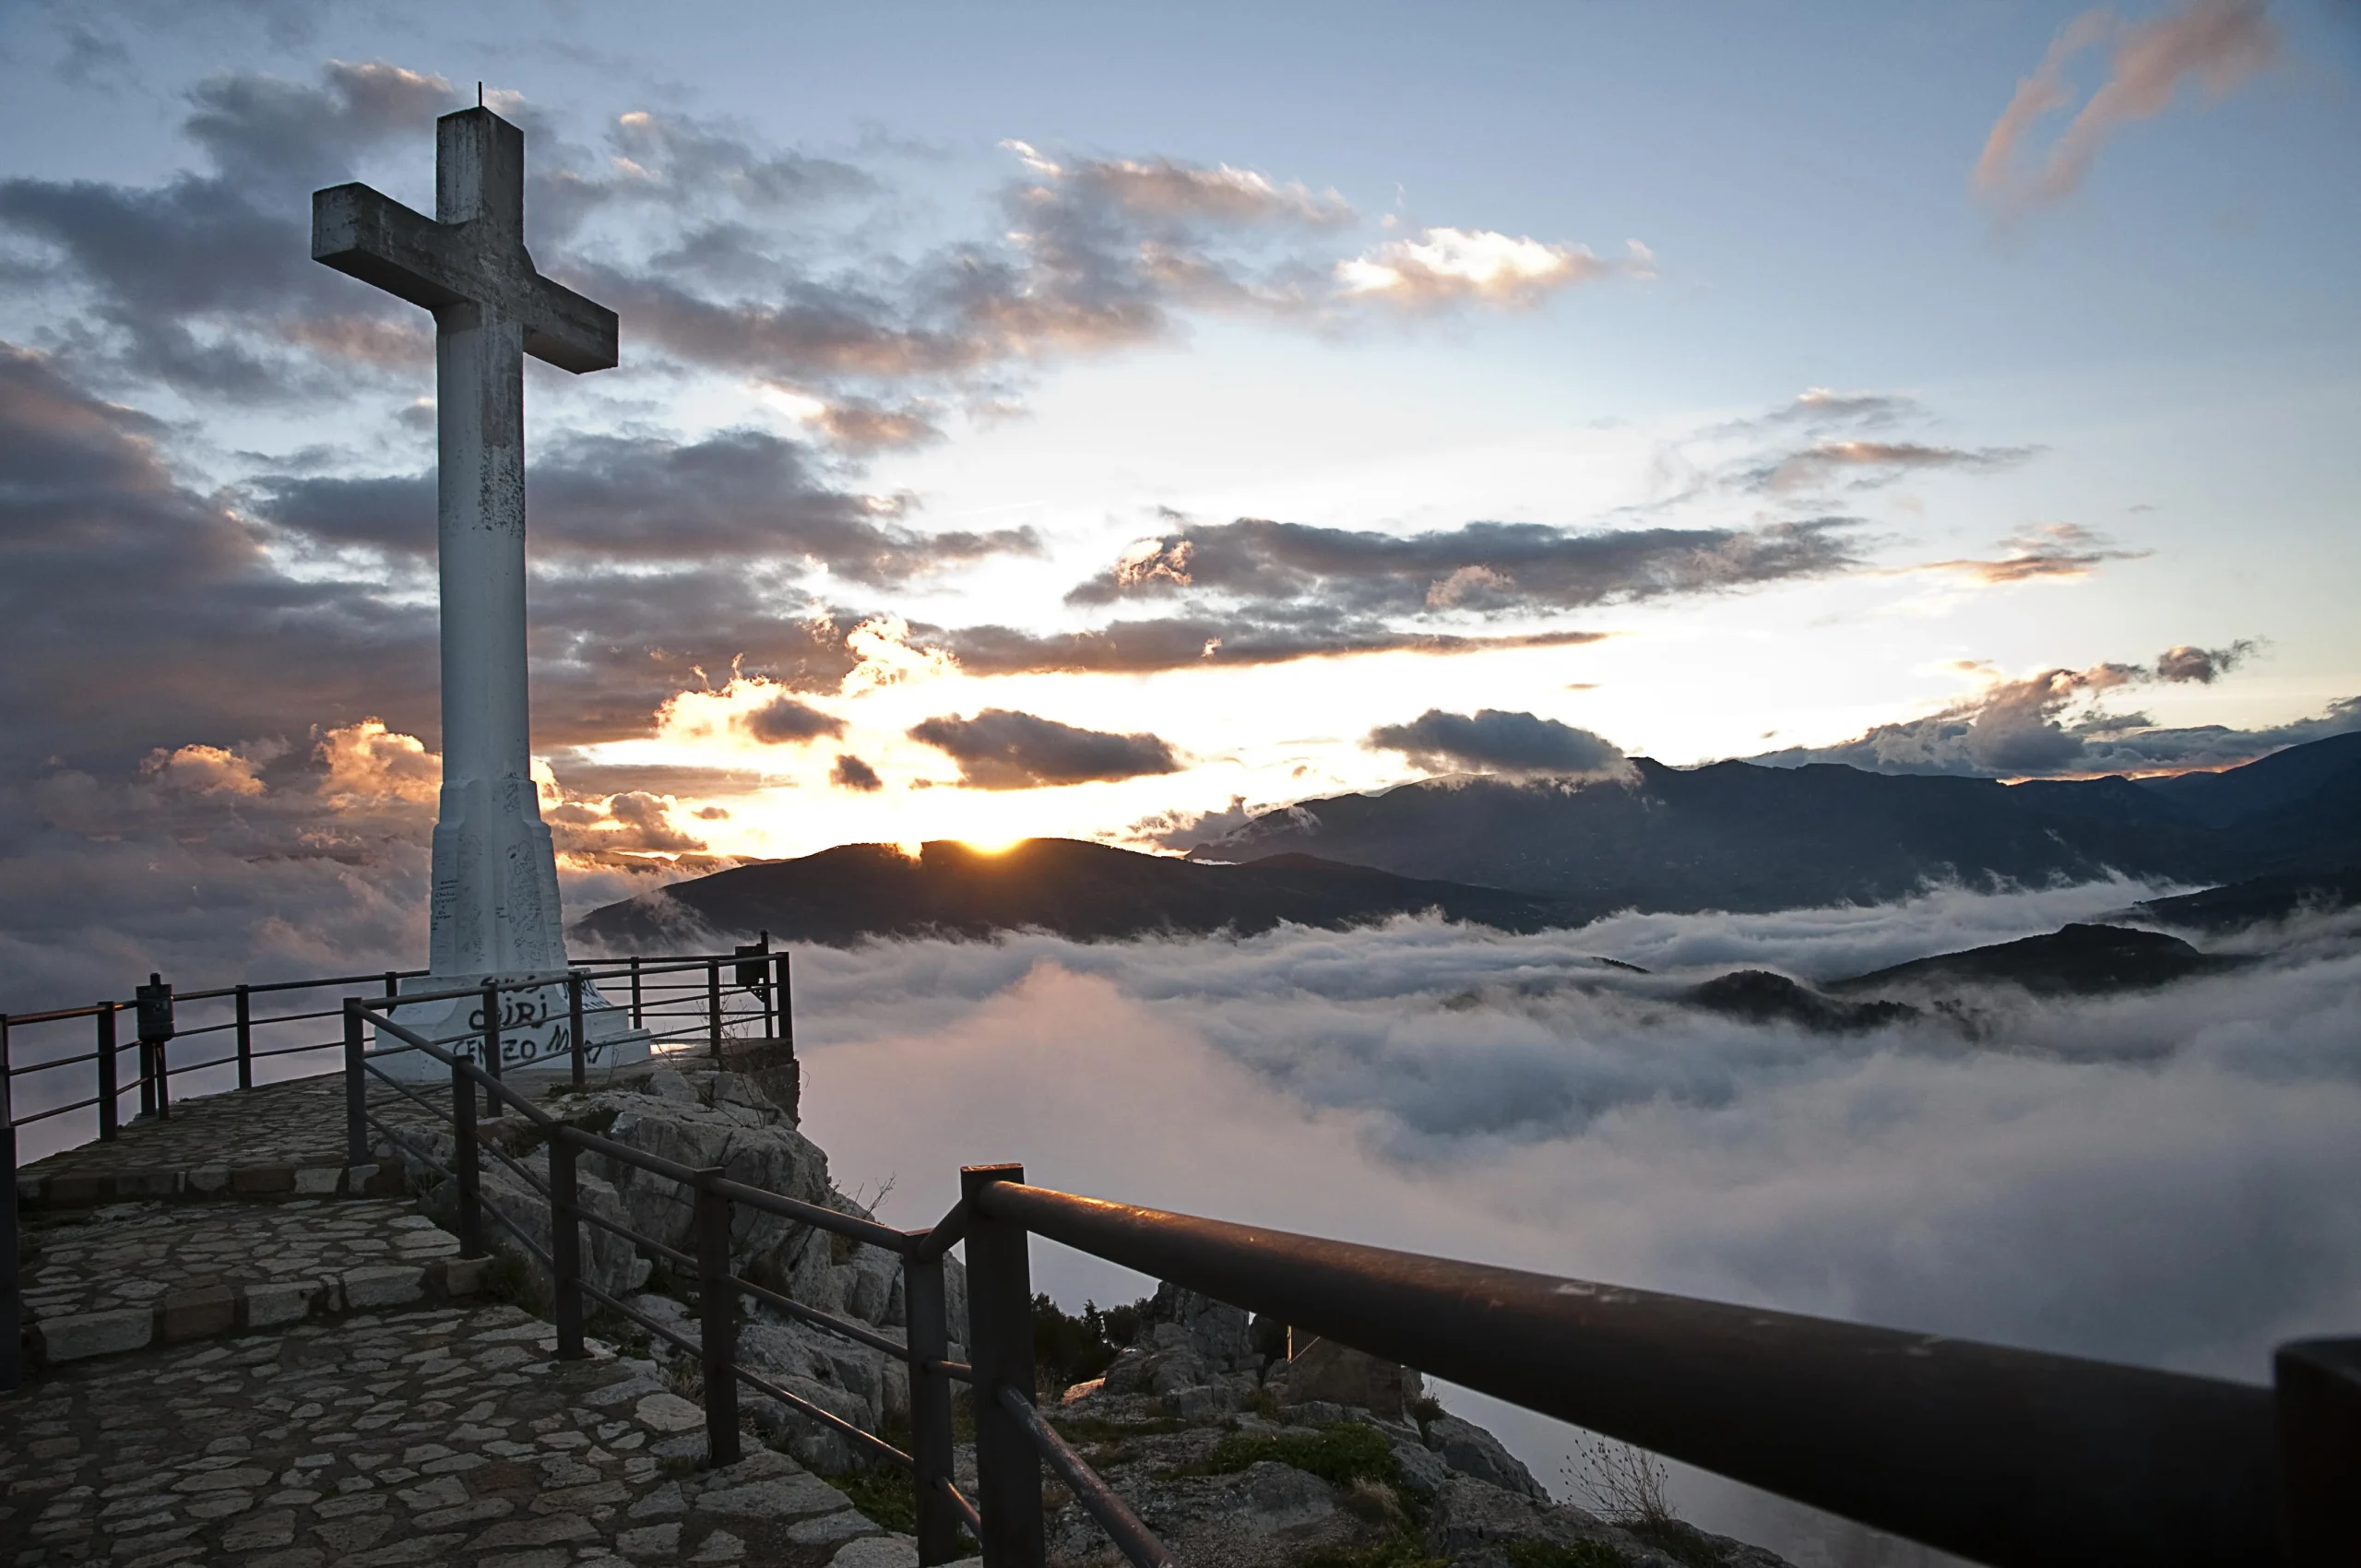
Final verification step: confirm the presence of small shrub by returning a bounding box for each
[829,1229,860,1265]
[1406,1393,1443,1426]
[1172,1422,1398,1491]
[1339,1478,1408,1529]
[1508,1542,1632,1568]
[480,1251,540,1312]
[1567,1437,1674,1528]
[1564,1439,1719,1566]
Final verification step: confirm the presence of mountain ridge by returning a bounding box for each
[573,731,2361,950]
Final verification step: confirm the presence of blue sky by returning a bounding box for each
[1,0,2355,868]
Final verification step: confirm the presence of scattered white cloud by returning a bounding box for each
[1976,0,2278,211]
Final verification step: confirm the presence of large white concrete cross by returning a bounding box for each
[314,106,610,980]
[313,106,642,1068]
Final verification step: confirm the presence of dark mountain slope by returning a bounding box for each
[1826,923,2240,997]
[1188,732,2361,912]
[572,837,1582,949]
[2134,730,2361,828]
[2133,867,2361,934]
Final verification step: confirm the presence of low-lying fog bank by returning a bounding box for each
[787,878,2361,1566]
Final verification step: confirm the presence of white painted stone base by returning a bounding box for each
[372,971,653,1081]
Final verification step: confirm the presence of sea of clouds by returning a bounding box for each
[777,879,2361,1564]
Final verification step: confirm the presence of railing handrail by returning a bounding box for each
[971,1178,2288,1568]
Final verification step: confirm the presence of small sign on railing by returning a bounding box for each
[133,973,174,1045]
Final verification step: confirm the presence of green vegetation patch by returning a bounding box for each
[1295,1535,1448,1568]
[827,1467,918,1535]
[1051,1414,1190,1444]
[1622,1520,1728,1568]
[1171,1422,1399,1491]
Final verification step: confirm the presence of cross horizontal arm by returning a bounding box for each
[521,273,618,375]
[313,183,470,312]
[313,184,618,375]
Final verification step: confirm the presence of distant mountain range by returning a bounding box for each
[572,839,1578,950]
[1189,730,2361,917]
[573,731,2361,950]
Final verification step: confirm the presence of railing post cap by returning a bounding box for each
[960,1163,1024,1201]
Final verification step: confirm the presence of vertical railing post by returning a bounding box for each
[629,956,643,1028]
[451,1048,484,1260]
[480,982,503,1119]
[706,958,723,1059]
[906,1247,962,1565]
[96,1007,118,1142]
[567,969,587,1091]
[2278,1336,2361,1565]
[383,970,398,1003]
[234,984,253,1091]
[694,1169,741,1465]
[775,951,793,1050]
[343,999,369,1168]
[550,1131,587,1360]
[963,1162,1043,1568]
[136,1036,156,1121]
[1,1015,20,1394]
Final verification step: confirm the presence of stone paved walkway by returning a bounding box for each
[16,1077,366,1209]
[19,1199,480,1366]
[18,1063,661,1210]
[1,1301,948,1567]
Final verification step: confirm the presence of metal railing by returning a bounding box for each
[350,978,999,1565]
[0,939,792,1392]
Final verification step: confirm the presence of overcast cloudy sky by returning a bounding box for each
[1,0,2356,946]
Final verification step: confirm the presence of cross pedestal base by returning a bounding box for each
[373,973,653,1084]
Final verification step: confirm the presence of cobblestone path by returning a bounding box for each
[18,1067,640,1209]
[2,1301,943,1567]
[19,1199,478,1365]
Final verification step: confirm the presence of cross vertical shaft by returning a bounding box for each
[314,106,617,985]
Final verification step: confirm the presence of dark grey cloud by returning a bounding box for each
[907,708,1181,790]
[0,340,438,776]
[537,109,876,241]
[2155,640,2256,684]
[1746,644,2343,779]
[252,428,1038,580]
[742,695,847,745]
[934,617,1608,676]
[1066,517,1860,619]
[0,62,452,399]
[1367,708,1628,779]
[541,755,769,801]
[831,754,884,792]
[183,61,457,188]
